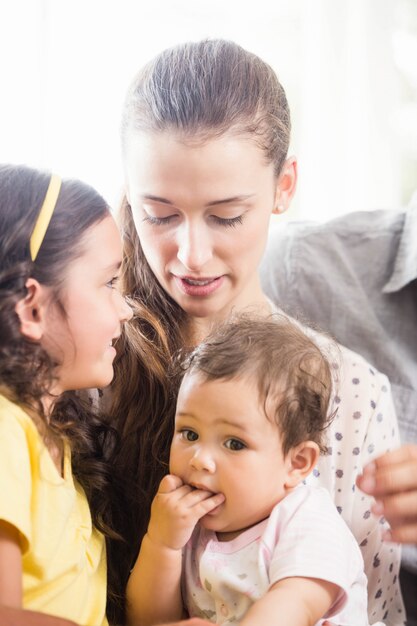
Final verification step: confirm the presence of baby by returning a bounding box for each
[127,315,369,626]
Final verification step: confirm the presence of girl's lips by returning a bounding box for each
[173,275,224,297]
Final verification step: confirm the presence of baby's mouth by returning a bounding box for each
[189,482,216,496]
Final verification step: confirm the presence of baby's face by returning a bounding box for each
[170,373,293,540]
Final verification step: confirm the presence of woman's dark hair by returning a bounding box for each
[121,39,291,174]
[0,163,120,549]
[108,40,293,622]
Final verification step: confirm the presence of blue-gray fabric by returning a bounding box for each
[260,204,417,573]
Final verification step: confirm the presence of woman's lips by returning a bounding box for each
[173,274,224,297]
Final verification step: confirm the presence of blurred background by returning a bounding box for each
[0,0,416,221]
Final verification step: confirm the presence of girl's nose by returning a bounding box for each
[177,222,212,271]
[190,449,216,474]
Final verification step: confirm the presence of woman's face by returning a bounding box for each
[124,131,283,323]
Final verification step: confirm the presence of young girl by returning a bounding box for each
[0,164,132,625]
[108,39,404,625]
[127,315,369,626]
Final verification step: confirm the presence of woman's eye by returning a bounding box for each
[224,438,246,451]
[143,214,176,226]
[211,215,243,228]
[180,429,198,442]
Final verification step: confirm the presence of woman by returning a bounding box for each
[108,39,405,625]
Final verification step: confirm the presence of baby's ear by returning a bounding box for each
[284,441,320,489]
[15,278,49,341]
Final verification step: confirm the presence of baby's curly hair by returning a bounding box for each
[179,313,336,455]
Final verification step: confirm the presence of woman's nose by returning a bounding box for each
[177,222,212,271]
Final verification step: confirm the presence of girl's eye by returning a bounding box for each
[211,215,243,228]
[107,276,120,289]
[143,214,176,226]
[224,438,246,451]
[180,429,198,442]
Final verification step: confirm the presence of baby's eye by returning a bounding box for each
[224,438,246,451]
[180,429,198,442]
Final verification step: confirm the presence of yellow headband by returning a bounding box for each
[30,174,62,262]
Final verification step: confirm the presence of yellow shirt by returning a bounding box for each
[0,394,108,626]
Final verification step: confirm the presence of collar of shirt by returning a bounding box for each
[383,203,417,293]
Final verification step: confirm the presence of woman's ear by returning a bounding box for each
[272,156,298,215]
[284,440,320,489]
[15,278,49,342]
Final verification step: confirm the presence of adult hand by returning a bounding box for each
[356,444,417,543]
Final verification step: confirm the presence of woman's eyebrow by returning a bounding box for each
[205,194,254,207]
[141,193,254,207]
[142,194,173,205]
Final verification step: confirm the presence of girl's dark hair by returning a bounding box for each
[108,40,293,622]
[0,163,119,545]
[181,314,335,455]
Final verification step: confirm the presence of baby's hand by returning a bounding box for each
[147,474,225,551]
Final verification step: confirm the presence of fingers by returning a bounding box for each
[158,476,214,503]
[372,490,417,524]
[149,478,225,551]
[357,444,417,497]
[153,477,225,531]
[382,522,417,544]
[370,444,417,469]
[357,463,417,496]
[356,445,417,545]
[193,491,225,517]
[158,474,184,493]
[164,487,224,516]
[371,490,417,544]
[157,475,224,512]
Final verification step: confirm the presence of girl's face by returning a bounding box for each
[125,131,290,326]
[43,215,132,392]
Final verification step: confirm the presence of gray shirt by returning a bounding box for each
[260,204,417,571]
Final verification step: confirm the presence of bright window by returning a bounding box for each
[0,0,416,220]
